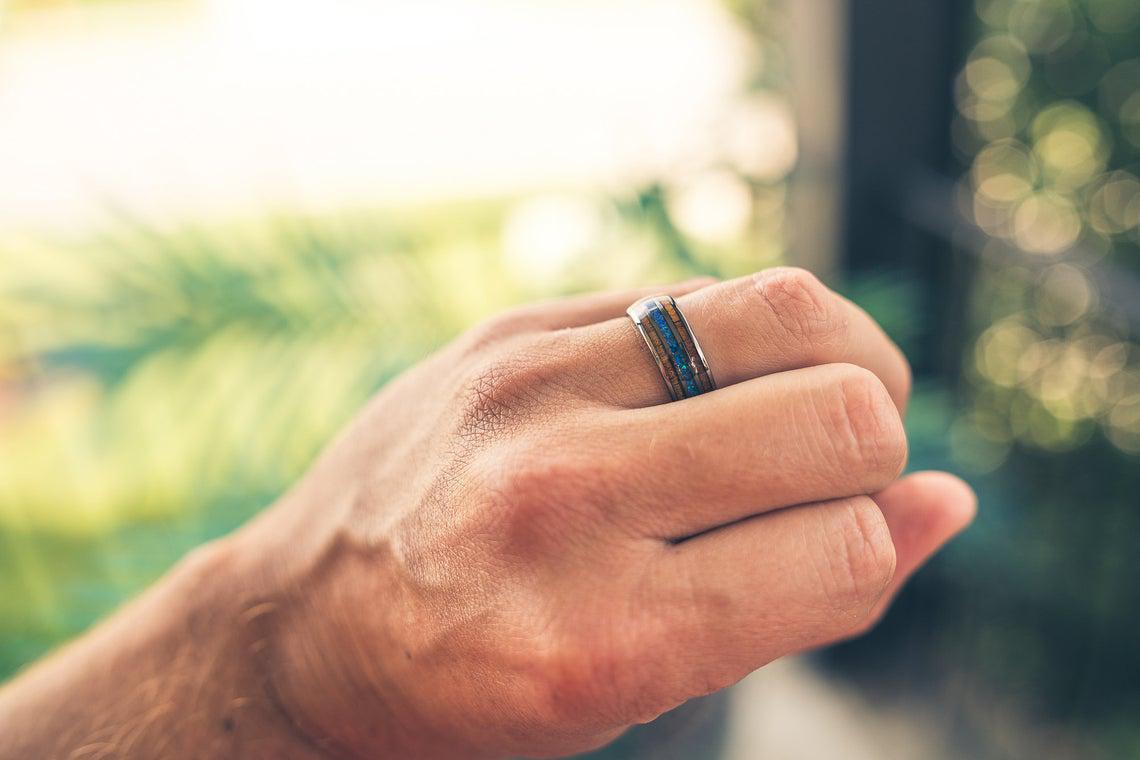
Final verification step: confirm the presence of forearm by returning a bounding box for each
[0,538,327,760]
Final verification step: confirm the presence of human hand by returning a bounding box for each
[233,268,975,759]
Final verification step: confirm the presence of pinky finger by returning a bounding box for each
[524,277,716,330]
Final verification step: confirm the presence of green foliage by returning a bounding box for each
[0,192,726,678]
[0,202,511,676]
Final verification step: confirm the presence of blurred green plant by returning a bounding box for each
[0,203,498,675]
[0,205,501,532]
[0,0,795,682]
[0,188,760,678]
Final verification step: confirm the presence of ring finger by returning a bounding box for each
[571,267,911,412]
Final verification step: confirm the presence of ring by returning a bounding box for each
[627,295,716,401]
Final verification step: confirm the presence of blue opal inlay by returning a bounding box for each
[649,306,701,397]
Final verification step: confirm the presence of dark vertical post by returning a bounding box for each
[840,1,970,376]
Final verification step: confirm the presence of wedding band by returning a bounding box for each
[626,295,716,401]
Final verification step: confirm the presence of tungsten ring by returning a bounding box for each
[626,295,716,402]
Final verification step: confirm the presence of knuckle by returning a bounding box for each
[459,308,534,355]
[821,497,896,613]
[478,445,596,541]
[529,635,613,726]
[530,629,658,731]
[457,353,547,440]
[750,267,847,357]
[827,364,908,482]
[504,450,577,505]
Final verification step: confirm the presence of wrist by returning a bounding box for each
[0,531,334,760]
[243,528,416,759]
[161,534,336,759]
[232,501,477,760]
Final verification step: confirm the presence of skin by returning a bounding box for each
[0,268,976,759]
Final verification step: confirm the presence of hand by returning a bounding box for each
[232,268,975,759]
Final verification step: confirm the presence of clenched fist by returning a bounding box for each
[0,269,975,760]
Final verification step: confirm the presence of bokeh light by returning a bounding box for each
[959,0,1140,464]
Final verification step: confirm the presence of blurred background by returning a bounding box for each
[1,0,1138,757]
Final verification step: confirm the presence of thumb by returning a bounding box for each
[862,470,977,629]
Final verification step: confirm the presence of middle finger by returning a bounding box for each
[593,362,907,541]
